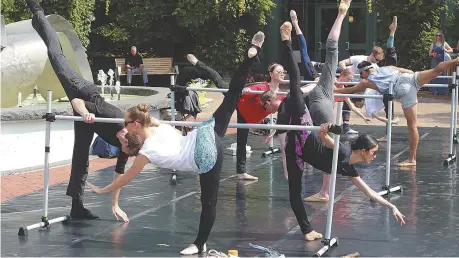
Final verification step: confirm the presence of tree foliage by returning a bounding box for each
[1,0,95,47]
[89,0,275,73]
[374,0,459,71]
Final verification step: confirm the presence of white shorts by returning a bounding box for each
[394,72,420,109]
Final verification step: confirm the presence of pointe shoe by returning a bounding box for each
[339,0,352,14]
[305,231,323,241]
[180,243,207,255]
[290,10,298,23]
[251,31,265,49]
[187,54,199,65]
[280,22,292,41]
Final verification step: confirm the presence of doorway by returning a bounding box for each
[314,3,376,62]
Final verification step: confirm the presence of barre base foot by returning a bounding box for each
[376,185,402,197]
[314,237,338,257]
[261,148,280,158]
[170,173,177,185]
[19,215,71,235]
[62,215,72,225]
[443,154,457,167]
[18,226,28,236]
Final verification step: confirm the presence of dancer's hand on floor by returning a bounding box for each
[87,182,103,194]
[364,117,371,123]
[83,112,95,123]
[392,206,406,225]
[112,205,129,223]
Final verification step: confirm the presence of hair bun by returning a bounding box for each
[136,103,149,113]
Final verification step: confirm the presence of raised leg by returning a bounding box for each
[416,58,459,87]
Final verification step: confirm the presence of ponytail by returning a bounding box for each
[127,104,156,127]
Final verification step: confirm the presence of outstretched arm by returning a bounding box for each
[349,176,406,225]
[344,98,371,123]
[388,66,414,74]
[88,155,150,194]
[334,80,372,94]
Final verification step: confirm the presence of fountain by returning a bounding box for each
[0,14,172,174]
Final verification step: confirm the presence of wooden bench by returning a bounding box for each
[114,57,176,80]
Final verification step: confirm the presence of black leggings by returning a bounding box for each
[191,56,256,250]
[31,9,128,199]
[282,40,315,235]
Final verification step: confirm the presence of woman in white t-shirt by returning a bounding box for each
[87,32,265,256]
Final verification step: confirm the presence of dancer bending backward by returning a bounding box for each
[27,0,130,221]
[235,60,288,180]
[302,18,399,202]
[336,58,459,167]
[87,34,264,255]
[275,9,367,201]
[260,0,405,241]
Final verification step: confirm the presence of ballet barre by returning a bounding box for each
[183,86,383,99]
[319,72,457,80]
[19,89,345,237]
[282,79,450,88]
[53,114,342,132]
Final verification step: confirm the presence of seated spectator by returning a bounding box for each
[126,46,148,86]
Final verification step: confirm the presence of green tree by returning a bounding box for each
[89,0,275,74]
[374,0,459,71]
[1,0,95,47]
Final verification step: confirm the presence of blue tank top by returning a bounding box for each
[367,67,400,94]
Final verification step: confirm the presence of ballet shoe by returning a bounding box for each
[251,31,265,49]
[180,243,206,255]
[339,0,352,14]
[187,54,199,65]
[305,231,323,241]
[280,22,292,41]
[290,10,298,23]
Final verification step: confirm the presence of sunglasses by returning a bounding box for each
[124,120,136,127]
[436,35,442,37]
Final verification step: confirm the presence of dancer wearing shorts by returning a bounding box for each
[88,34,264,255]
[336,57,459,166]
[27,0,130,221]
[260,0,406,241]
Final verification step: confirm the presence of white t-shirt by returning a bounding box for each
[349,55,379,75]
[138,124,199,172]
[364,88,385,118]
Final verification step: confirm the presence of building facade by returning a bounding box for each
[262,0,377,73]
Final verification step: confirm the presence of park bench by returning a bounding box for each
[114,57,176,80]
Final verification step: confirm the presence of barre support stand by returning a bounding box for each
[378,83,402,196]
[18,90,70,236]
[314,101,343,257]
[444,68,457,166]
[169,75,178,185]
[262,114,281,157]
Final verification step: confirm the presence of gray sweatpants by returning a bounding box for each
[308,39,338,125]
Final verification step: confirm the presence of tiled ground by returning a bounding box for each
[2,124,458,257]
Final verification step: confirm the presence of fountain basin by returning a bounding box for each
[0,87,172,174]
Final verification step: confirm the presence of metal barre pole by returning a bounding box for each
[316,101,343,257]
[385,84,394,189]
[44,90,52,219]
[454,65,459,143]
[318,73,454,79]
[53,115,329,132]
[170,75,176,122]
[445,69,458,166]
[185,87,383,99]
